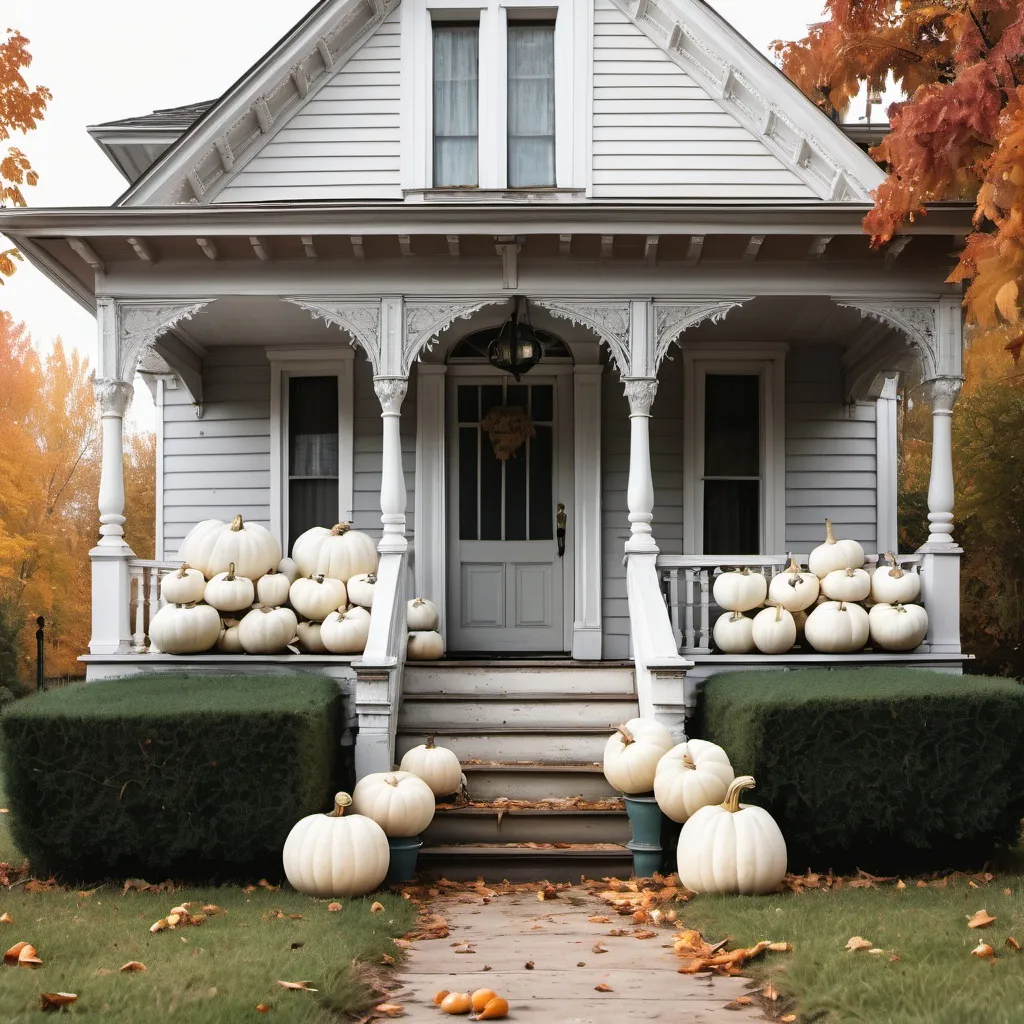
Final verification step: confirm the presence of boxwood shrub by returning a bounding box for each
[693,668,1024,872]
[0,672,346,880]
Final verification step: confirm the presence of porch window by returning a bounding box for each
[433,24,479,187]
[507,23,555,187]
[288,376,339,552]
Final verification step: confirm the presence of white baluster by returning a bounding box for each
[698,569,711,650]
[667,568,682,649]
[130,566,145,652]
[683,569,696,651]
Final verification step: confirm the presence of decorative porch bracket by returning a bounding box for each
[89,299,211,656]
[652,298,752,373]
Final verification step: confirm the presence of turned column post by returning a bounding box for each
[374,376,409,555]
[623,377,659,555]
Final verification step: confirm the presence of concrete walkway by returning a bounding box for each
[391,888,764,1023]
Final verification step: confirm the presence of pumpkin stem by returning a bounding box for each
[681,753,696,770]
[226,562,236,581]
[845,567,856,577]
[774,603,784,623]
[729,611,746,622]
[385,774,400,787]
[331,522,352,536]
[181,601,198,609]
[267,568,279,577]
[330,792,352,817]
[413,597,425,607]
[885,551,904,578]
[722,776,756,813]
[616,724,635,746]
[425,734,436,749]
[824,517,835,544]
[315,574,325,584]
[230,514,244,531]
[784,553,800,573]
[838,601,848,612]
[178,563,190,577]
[367,573,377,584]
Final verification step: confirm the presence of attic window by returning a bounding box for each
[507,22,555,187]
[433,23,479,187]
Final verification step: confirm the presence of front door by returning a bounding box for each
[447,374,570,653]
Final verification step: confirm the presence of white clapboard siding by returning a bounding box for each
[591,0,817,200]
[215,11,401,203]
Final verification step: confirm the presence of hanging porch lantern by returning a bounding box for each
[487,296,543,381]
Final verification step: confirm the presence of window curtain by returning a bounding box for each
[434,26,479,187]
[507,24,555,187]
[288,376,339,552]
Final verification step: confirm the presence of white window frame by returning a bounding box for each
[268,347,355,553]
[401,0,592,191]
[681,343,787,555]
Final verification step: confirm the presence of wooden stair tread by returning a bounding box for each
[413,660,635,669]
[402,692,636,702]
[399,725,618,735]
[460,762,604,771]
[435,806,625,816]
[420,842,630,855]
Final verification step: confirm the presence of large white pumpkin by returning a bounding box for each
[803,600,869,653]
[321,606,372,654]
[407,597,440,632]
[400,734,462,796]
[408,630,445,660]
[161,563,207,605]
[807,518,865,578]
[217,618,244,653]
[654,740,735,824]
[204,563,256,613]
[295,620,328,654]
[713,612,755,654]
[676,776,788,894]
[352,771,436,837]
[713,568,767,613]
[178,514,282,581]
[871,554,922,605]
[149,602,220,655]
[603,719,674,795]
[291,526,333,579]
[256,570,291,608]
[869,602,929,651]
[767,556,819,612]
[237,605,298,654]
[820,566,871,603]
[751,604,797,655]
[289,575,348,622]
[282,792,389,897]
[347,572,377,609]
[315,523,378,583]
[278,557,301,583]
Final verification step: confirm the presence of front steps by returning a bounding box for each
[398,661,638,881]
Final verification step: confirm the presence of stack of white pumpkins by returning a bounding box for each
[602,718,788,894]
[712,518,929,656]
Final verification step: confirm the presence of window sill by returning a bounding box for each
[404,188,586,204]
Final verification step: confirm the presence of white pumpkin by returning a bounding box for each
[808,518,865,578]
[654,740,735,824]
[282,792,389,898]
[820,566,871,603]
[295,620,328,654]
[321,606,372,654]
[217,618,244,653]
[289,574,348,622]
[400,734,462,797]
[676,776,788,895]
[352,771,436,837]
[871,553,922,605]
[713,568,767,613]
[256,569,291,608]
[408,630,445,660]
[767,555,820,612]
[237,605,298,654]
[803,600,870,653]
[178,514,282,581]
[160,563,207,605]
[149,602,220,655]
[603,718,674,795]
[347,572,377,609]
[290,526,333,579]
[407,597,440,632]
[869,602,929,651]
[278,557,301,583]
[315,523,379,583]
[204,563,256,613]
[751,604,797,655]
[713,612,755,654]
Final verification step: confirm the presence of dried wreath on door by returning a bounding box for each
[481,405,535,460]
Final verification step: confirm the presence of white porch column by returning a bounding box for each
[415,363,447,636]
[623,378,659,555]
[374,376,409,555]
[874,376,900,555]
[572,365,603,659]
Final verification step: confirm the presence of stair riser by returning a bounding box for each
[464,769,617,802]
[401,699,638,730]
[397,732,608,763]
[403,667,635,696]
[425,813,631,844]
[416,851,634,883]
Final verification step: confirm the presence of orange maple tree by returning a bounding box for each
[774,1,1024,358]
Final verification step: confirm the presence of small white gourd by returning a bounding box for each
[868,602,929,651]
[820,566,871,603]
[870,553,922,605]
[256,569,291,608]
[713,568,768,613]
[321,606,372,654]
[751,603,797,655]
[204,562,256,613]
[237,605,298,654]
[408,630,445,660]
[602,718,674,795]
[217,617,244,653]
[400,734,462,797]
[803,600,869,653]
[289,574,348,622]
[295,620,328,654]
[278,556,301,583]
[160,563,207,605]
[654,740,735,824]
[808,518,865,578]
[713,612,755,654]
[407,597,440,632]
[352,771,436,837]
[346,572,377,609]
[767,555,819,612]
[149,602,221,655]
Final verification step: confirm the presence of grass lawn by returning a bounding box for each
[682,876,1024,1024]
[0,771,415,1022]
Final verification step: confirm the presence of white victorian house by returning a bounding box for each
[0,0,971,871]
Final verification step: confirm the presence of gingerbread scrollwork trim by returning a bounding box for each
[535,301,631,376]
[835,300,939,379]
[403,300,505,371]
[285,298,382,374]
[654,299,752,370]
[115,300,211,382]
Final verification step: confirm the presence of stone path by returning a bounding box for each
[390,889,764,1023]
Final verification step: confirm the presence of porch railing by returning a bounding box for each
[128,559,178,652]
[656,553,923,655]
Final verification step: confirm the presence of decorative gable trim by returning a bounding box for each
[608,0,885,201]
[120,0,401,206]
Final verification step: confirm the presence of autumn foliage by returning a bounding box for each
[775,1,1024,359]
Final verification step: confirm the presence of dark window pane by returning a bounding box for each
[289,376,338,476]
[704,375,759,477]
[480,427,503,540]
[506,383,528,410]
[289,480,337,553]
[505,443,527,540]
[457,384,478,422]
[480,384,503,419]
[531,383,553,421]
[704,480,760,554]
[459,427,478,541]
[529,425,553,540]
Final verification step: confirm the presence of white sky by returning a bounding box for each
[1,0,843,430]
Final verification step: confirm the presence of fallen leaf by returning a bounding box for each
[1005,937,1021,951]
[538,884,558,900]
[633,930,657,940]
[781,1016,797,1023]
[607,928,629,937]
[594,983,613,992]
[119,961,147,973]
[453,942,476,954]
[724,996,753,1009]
[968,910,997,929]
[94,968,111,976]
[328,903,342,913]
[889,954,901,963]
[0,913,11,924]
[202,905,227,917]
[846,936,873,952]
[768,942,793,952]
[393,938,411,949]
[290,942,304,950]
[150,919,168,934]
[868,948,887,955]
[276,980,317,991]
[17,943,42,967]
[576,961,586,967]
[374,1005,405,1018]
[971,942,995,959]
[370,902,385,914]
[39,992,77,1012]
[381,953,396,966]
[592,943,608,954]
[255,1004,271,1013]
[588,916,611,924]
[1004,888,1012,897]
[482,965,491,972]
[258,879,280,892]
[762,983,780,1000]
[524,960,535,970]
[896,879,906,890]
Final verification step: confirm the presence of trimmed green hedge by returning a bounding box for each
[0,673,346,880]
[693,668,1024,872]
